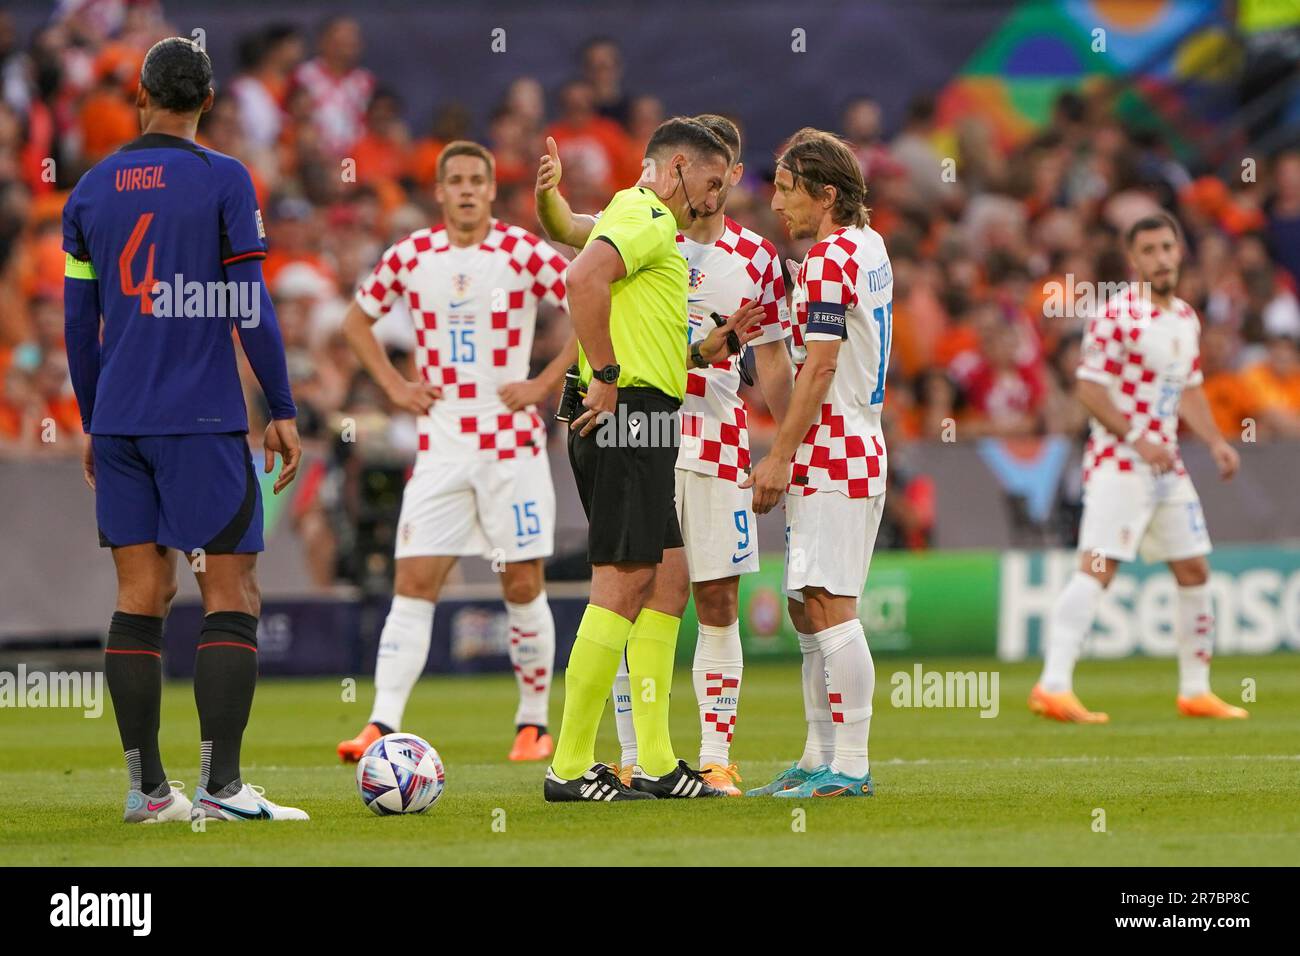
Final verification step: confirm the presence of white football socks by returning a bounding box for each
[506,591,556,728]
[612,653,637,768]
[692,620,743,767]
[1040,571,1104,693]
[816,619,873,779]
[369,595,436,730]
[797,631,835,772]
[1176,584,1214,698]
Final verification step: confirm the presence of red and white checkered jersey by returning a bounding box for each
[355,220,568,465]
[292,59,375,156]
[676,218,790,482]
[788,225,893,499]
[1077,285,1203,483]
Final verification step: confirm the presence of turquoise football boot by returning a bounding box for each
[772,765,874,798]
[744,762,813,797]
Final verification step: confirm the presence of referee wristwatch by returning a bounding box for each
[593,363,620,384]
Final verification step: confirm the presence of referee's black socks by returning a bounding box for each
[195,611,259,796]
[105,611,167,796]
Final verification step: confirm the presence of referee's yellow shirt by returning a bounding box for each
[578,186,687,401]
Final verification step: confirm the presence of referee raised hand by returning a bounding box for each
[544,118,737,802]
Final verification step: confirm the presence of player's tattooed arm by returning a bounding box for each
[500,333,578,411]
[1178,385,1240,480]
[1075,379,1175,475]
[536,136,597,249]
[341,300,441,415]
[744,336,841,514]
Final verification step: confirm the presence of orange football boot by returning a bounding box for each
[1177,692,1248,719]
[609,763,634,788]
[1028,684,1110,723]
[508,726,554,761]
[337,722,385,763]
[700,762,743,796]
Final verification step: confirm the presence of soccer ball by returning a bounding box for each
[356,733,445,815]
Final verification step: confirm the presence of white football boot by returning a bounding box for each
[124,781,193,823]
[191,783,309,821]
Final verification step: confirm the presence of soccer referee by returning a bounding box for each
[545,118,733,801]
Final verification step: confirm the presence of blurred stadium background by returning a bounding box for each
[1,0,1298,677]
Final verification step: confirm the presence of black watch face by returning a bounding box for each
[600,365,619,383]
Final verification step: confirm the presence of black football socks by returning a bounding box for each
[195,611,259,797]
[105,611,167,797]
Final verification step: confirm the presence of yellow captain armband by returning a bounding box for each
[64,253,97,280]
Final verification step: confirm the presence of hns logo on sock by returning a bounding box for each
[50,886,152,936]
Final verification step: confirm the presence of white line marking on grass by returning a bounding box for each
[876,754,1300,767]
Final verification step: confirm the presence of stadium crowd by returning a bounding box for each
[1,5,1299,568]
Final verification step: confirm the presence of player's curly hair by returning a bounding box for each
[140,37,213,113]
[777,127,870,228]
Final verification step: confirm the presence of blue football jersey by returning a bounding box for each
[62,132,285,434]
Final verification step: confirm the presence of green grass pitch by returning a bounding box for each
[2,654,1297,866]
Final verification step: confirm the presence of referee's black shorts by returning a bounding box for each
[568,386,684,565]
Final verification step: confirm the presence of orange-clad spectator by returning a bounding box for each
[486,107,534,190]
[0,364,40,450]
[408,103,472,188]
[261,196,335,289]
[889,257,948,378]
[1240,335,1300,435]
[1181,176,1267,238]
[351,89,411,185]
[545,79,636,211]
[1196,322,1299,439]
[934,297,987,370]
[1200,323,1254,438]
[33,354,81,448]
[78,75,138,162]
[15,224,67,304]
[95,42,144,99]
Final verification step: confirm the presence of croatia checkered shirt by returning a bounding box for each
[355,220,568,465]
[789,225,893,499]
[677,217,791,483]
[1077,285,1203,484]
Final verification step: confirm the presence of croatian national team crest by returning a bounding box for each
[452,273,472,296]
[688,267,707,291]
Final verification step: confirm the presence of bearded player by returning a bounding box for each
[337,141,574,763]
[745,128,893,799]
[534,115,794,795]
[1030,213,1246,722]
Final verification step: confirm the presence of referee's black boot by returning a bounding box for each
[630,759,725,798]
[544,763,655,802]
